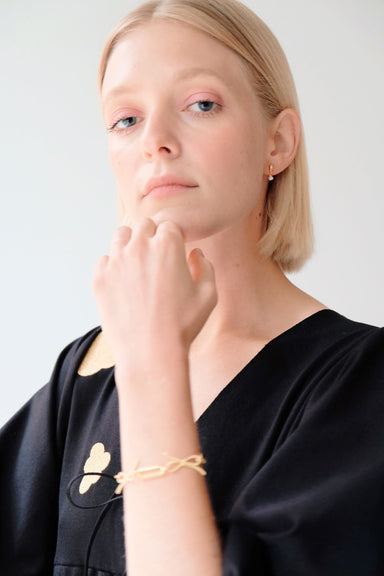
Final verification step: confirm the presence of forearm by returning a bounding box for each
[93,219,220,573]
[116,343,223,576]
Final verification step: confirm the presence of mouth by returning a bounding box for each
[143,175,198,199]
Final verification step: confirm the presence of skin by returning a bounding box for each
[95,19,325,575]
[102,20,269,242]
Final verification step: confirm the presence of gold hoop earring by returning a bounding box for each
[268,164,274,182]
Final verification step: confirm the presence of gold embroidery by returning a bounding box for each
[79,442,112,494]
[77,332,115,376]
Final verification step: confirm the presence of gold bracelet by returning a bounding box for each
[114,453,207,494]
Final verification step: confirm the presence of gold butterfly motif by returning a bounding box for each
[79,442,111,494]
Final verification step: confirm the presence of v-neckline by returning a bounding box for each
[195,309,335,424]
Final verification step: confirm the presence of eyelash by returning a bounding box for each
[107,117,138,133]
[188,100,220,116]
[107,100,221,134]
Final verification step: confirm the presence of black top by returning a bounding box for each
[1,310,384,575]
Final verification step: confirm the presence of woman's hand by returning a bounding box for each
[93,218,217,373]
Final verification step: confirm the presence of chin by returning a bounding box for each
[151,209,218,243]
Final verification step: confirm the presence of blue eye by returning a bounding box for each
[115,117,137,129]
[108,116,138,133]
[189,100,217,113]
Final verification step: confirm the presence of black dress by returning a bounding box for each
[1,310,384,575]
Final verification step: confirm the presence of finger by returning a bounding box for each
[187,248,205,283]
[131,217,157,241]
[156,221,187,267]
[110,225,132,253]
[189,249,217,304]
[188,248,216,289]
[155,220,185,254]
[155,219,184,239]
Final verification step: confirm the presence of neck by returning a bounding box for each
[186,224,324,350]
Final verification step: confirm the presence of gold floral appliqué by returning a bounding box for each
[77,332,115,376]
[79,442,111,494]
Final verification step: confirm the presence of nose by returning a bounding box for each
[141,109,181,160]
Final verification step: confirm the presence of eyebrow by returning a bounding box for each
[102,67,227,108]
[172,67,227,83]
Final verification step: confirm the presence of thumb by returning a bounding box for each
[188,248,217,305]
[187,248,208,282]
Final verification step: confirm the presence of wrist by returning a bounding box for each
[114,336,189,386]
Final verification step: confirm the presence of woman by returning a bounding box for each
[1,0,384,574]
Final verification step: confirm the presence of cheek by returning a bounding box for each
[233,125,266,188]
[108,142,139,212]
[199,124,264,186]
[192,130,237,178]
[108,141,127,175]
[108,141,142,205]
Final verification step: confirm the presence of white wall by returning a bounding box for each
[1,0,383,426]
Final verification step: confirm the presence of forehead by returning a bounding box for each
[101,19,254,98]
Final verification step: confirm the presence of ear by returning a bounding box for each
[265,108,301,179]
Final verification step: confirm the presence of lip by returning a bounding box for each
[144,175,197,198]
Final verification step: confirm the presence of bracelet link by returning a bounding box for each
[114,453,207,494]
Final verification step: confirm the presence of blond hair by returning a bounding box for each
[99,0,313,272]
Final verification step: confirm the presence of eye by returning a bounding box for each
[108,116,138,132]
[189,100,218,113]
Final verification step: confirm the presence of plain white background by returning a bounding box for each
[1,0,383,426]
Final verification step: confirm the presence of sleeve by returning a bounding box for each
[0,329,98,575]
[222,329,384,576]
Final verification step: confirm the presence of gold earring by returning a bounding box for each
[268,164,274,182]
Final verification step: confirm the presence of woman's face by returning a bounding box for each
[101,20,271,243]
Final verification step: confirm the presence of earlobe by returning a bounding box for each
[267,108,301,177]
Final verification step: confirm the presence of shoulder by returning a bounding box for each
[50,326,115,383]
[18,327,114,424]
[276,309,383,366]
[312,310,384,371]
[77,330,115,377]
[46,328,115,424]
[259,310,384,433]
[51,326,105,385]
[294,311,384,421]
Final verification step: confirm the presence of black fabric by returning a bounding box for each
[1,310,384,575]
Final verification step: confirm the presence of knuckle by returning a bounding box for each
[157,220,180,236]
[134,218,156,237]
[156,221,183,245]
[112,225,131,245]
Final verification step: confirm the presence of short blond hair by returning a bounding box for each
[99,0,313,272]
